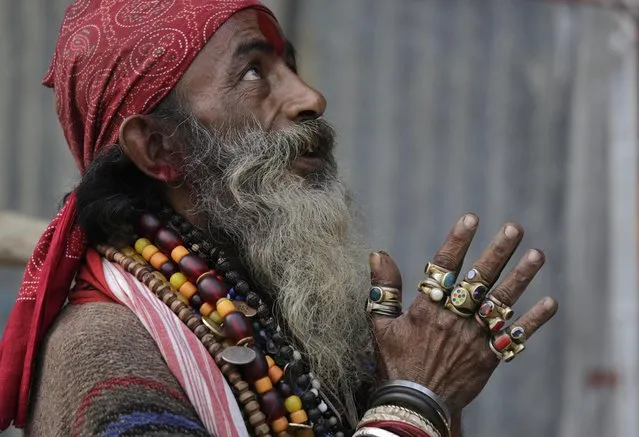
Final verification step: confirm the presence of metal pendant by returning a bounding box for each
[220,345,257,365]
[234,301,257,318]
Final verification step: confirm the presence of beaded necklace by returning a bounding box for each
[97,207,352,437]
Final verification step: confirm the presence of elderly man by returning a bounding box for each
[0,1,557,436]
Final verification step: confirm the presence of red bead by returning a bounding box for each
[179,254,210,283]
[197,274,229,305]
[259,390,285,421]
[137,213,162,240]
[222,311,254,343]
[155,227,184,254]
[493,334,512,351]
[159,261,179,279]
[242,346,269,383]
[490,320,505,333]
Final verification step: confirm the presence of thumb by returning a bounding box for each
[369,251,403,333]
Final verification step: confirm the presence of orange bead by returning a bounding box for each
[179,281,198,300]
[171,245,190,263]
[254,376,273,394]
[265,355,275,368]
[268,366,284,384]
[290,409,308,424]
[271,417,288,433]
[141,244,159,261]
[149,252,169,270]
[216,298,236,318]
[200,302,214,318]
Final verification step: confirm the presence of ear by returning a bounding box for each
[118,114,181,183]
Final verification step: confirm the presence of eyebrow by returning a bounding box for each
[233,38,297,61]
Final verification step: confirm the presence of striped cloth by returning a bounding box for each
[101,259,248,437]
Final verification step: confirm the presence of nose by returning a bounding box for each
[281,75,327,122]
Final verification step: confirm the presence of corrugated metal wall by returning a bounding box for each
[1,1,637,436]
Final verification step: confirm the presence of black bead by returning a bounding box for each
[257,305,270,319]
[179,222,192,234]
[279,346,294,361]
[170,215,181,226]
[297,374,311,389]
[266,341,279,355]
[302,391,319,408]
[201,241,212,254]
[322,408,333,419]
[235,280,250,294]
[277,381,292,398]
[264,318,278,332]
[312,419,326,433]
[217,259,232,273]
[308,408,322,423]
[225,271,240,285]
[190,294,203,309]
[246,292,261,308]
[271,331,285,345]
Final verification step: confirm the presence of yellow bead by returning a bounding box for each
[141,244,159,261]
[135,238,152,255]
[254,376,273,394]
[284,396,303,413]
[216,298,236,318]
[271,417,288,433]
[179,282,198,300]
[210,311,224,325]
[290,409,308,424]
[171,245,190,263]
[170,273,188,290]
[266,355,275,368]
[150,252,169,270]
[200,303,214,318]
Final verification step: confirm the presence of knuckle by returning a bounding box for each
[433,251,458,270]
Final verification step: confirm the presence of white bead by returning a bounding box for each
[293,350,302,361]
[318,401,328,413]
[310,388,319,396]
[430,288,445,302]
[311,379,321,390]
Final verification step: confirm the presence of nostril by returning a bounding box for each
[297,110,319,123]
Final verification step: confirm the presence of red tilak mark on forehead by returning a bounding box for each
[257,13,284,56]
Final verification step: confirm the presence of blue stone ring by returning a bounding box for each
[424,262,457,291]
[368,286,401,304]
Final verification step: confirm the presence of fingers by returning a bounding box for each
[468,222,524,287]
[512,297,558,339]
[490,249,545,306]
[431,213,479,272]
[369,251,403,332]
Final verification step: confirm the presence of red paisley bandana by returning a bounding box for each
[0,0,272,429]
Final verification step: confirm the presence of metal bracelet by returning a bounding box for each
[353,427,401,437]
[369,380,451,437]
[359,405,442,437]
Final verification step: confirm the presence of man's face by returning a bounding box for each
[178,9,328,177]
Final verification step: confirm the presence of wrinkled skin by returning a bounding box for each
[371,215,558,435]
[119,9,559,435]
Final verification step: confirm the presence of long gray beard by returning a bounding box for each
[178,115,374,420]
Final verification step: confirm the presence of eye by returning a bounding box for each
[242,66,262,81]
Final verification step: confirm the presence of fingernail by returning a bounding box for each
[543,297,556,311]
[527,250,541,263]
[463,214,478,229]
[376,250,389,256]
[505,225,519,239]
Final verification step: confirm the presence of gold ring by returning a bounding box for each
[418,278,447,303]
[464,268,489,286]
[366,300,402,318]
[475,296,514,333]
[444,286,477,318]
[489,325,526,362]
[368,286,401,304]
[424,262,456,291]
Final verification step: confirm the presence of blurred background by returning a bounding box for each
[1,0,637,436]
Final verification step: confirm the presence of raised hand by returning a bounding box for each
[369,214,558,414]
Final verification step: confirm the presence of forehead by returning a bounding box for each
[204,8,285,59]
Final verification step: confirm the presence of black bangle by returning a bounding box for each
[369,380,451,437]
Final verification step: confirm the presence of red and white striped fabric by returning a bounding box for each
[101,258,247,437]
